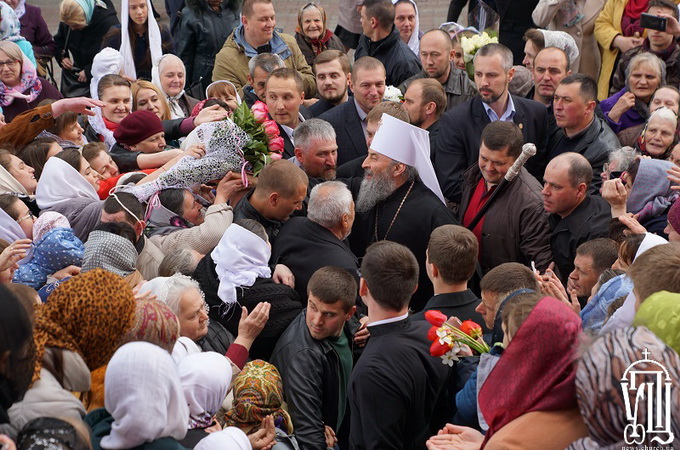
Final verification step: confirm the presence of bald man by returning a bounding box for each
[398,29,476,110]
[233,159,309,243]
[542,152,611,282]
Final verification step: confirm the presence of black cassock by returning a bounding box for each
[348,318,451,449]
[349,179,458,312]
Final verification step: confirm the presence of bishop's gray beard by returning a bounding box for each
[355,170,398,214]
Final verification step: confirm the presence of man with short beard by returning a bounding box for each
[293,119,338,181]
[309,50,352,117]
[434,43,548,207]
[349,115,457,312]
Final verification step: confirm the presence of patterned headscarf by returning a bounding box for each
[82,230,138,277]
[0,41,42,107]
[627,158,679,222]
[32,211,71,242]
[224,360,293,434]
[16,417,91,450]
[119,298,180,353]
[580,274,634,334]
[0,2,24,42]
[567,327,680,449]
[32,269,136,382]
[634,291,680,355]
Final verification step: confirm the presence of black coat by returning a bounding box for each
[101,25,174,81]
[193,252,303,361]
[411,289,489,334]
[547,116,621,194]
[233,190,284,244]
[348,318,451,449]
[175,0,240,95]
[54,0,120,80]
[434,94,549,203]
[349,180,458,312]
[271,217,359,302]
[318,99,367,166]
[308,97,345,117]
[354,26,422,87]
[276,107,313,159]
[549,195,612,283]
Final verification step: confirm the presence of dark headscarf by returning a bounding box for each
[16,417,91,450]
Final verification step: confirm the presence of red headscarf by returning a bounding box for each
[478,296,582,448]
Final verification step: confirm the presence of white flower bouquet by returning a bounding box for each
[383,85,404,103]
[461,31,499,80]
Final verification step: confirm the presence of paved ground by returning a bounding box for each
[30,0,461,83]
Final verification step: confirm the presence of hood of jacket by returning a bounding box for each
[232,24,292,60]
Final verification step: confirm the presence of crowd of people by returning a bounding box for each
[0,0,679,448]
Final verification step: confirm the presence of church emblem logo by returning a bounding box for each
[620,348,675,446]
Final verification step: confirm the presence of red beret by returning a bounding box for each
[113,110,164,147]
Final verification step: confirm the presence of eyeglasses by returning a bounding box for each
[16,211,35,223]
[0,60,19,69]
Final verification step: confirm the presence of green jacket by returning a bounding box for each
[84,408,190,450]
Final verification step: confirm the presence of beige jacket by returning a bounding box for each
[137,236,165,280]
[8,348,89,434]
[149,203,233,255]
[532,0,606,81]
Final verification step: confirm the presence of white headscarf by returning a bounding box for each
[36,157,99,210]
[88,48,126,150]
[171,336,202,363]
[205,80,242,105]
[392,0,420,56]
[538,29,580,67]
[0,163,31,198]
[0,206,33,263]
[211,224,271,306]
[103,342,189,449]
[177,352,232,429]
[194,427,251,450]
[152,54,187,119]
[119,0,163,80]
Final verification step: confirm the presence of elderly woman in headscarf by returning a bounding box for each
[0,148,38,215]
[601,52,665,134]
[176,351,233,448]
[101,0,173,81]
[224,360,295,448]
[193,220,303,361]
[566,327,680,449]
[294,3,345,67]
[615,85,680,147]
[54,0,119,95]
[84,342,191,450]
[153,54,199,120]
[634,106,678,159]
[0,41,61,123]
[427,294,589,449]
[7,269,136,435]
[604,157,679,236]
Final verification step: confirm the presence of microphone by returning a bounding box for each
[504,143,537,182]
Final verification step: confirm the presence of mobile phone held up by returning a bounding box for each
[640,13,667,32]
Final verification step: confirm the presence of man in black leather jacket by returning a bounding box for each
[271,267,359,450]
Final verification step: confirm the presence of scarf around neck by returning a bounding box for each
[0,52,42,107]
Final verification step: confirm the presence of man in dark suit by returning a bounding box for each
[434,43,548,206]
[271,181,359,302]
[265,68,312,159]
[349,241,450,449]
[410,225,487,332]
[354,0,421,87]
[308,50,352,117]
[319,57,386,166]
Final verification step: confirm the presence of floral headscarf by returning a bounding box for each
[224,360,293,434]
[32,269,136,382]
[0,2,24,42]
[567,327,680,449]
[119,298,180,353]
[0,43,42,107]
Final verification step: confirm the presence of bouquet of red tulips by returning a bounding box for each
[425,310,490,366]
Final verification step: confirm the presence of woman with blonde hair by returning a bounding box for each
[132,79,171,120]
[0,40,61,122]
[54,0,119,96]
